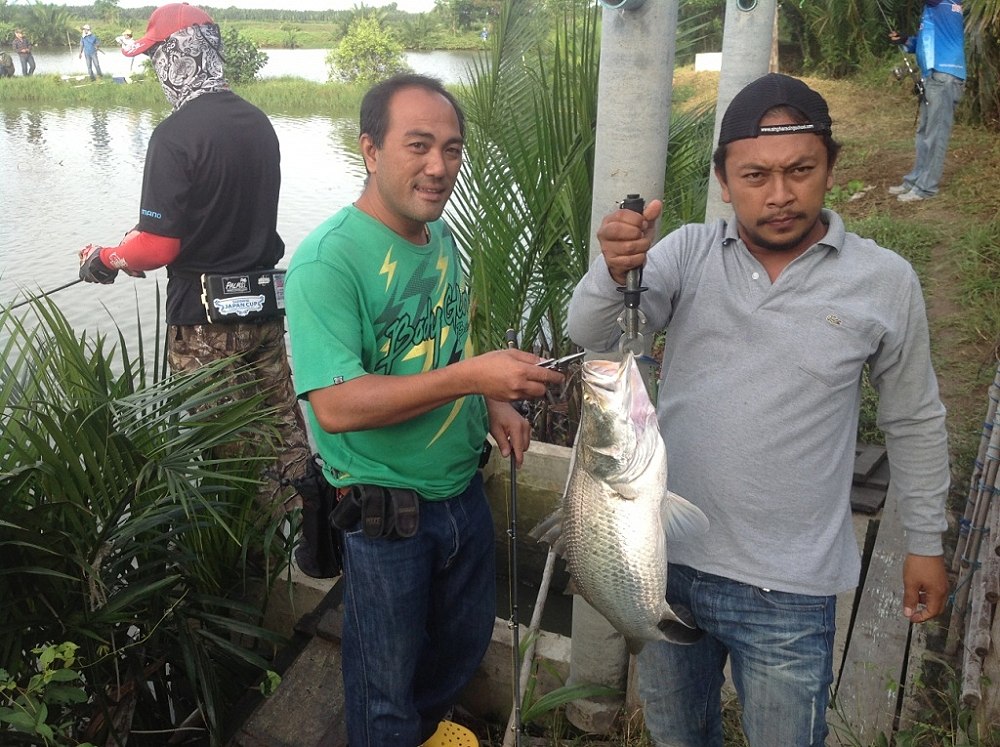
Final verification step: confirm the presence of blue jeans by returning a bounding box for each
[18,52,35,76]
[84,52,102,80]
[637,564,836,747]
[340,473,496,746]
[902,71,964,198]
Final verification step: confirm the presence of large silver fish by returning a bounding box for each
[532,352,709,654]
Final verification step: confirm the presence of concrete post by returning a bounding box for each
[570,0,678,734]
[703,0,778,222]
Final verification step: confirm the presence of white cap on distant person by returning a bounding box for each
[123,2,214,57]
[82,24,91,31]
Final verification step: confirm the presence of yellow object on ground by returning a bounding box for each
[420,719,477,746]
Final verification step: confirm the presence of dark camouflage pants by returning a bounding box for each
[168,320,311,518]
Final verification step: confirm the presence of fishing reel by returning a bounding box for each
[892,54,926,101]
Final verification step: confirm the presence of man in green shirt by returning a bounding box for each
[285,73,563,745]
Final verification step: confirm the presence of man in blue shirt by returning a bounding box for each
[889,0,966,202]
[79,24,102,81]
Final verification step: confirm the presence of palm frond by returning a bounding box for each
[1,294,293,745]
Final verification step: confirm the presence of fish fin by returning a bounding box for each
[528,510,558,541]
[528,510,562,546]
[528,511,568,557]
[625,637,646,656]
[660,491,709,539]
[657,603,704,645]
[657,619,704,645]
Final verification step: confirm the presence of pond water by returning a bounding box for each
[24,47,483,85]
[0,49,479,353]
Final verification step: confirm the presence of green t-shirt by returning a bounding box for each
[285,205,488,499]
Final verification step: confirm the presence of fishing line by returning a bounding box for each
[7,278,83,310]
[504,327,524,747]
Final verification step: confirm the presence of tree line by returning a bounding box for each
[1,0,997,127]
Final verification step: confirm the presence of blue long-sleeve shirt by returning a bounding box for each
[903,1,966,80]
[80,33,100,57]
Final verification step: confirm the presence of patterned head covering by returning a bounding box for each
[149,22,229,110]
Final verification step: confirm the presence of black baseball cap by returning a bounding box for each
[718,73,832,146]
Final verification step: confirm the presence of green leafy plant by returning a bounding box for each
[1,295,292,745]
[0,642,95,747]
[222,25,269,84]
[825,178,867,207]
[508,631,619,738]
[325,15,411,85]
[894,665,1000,747]
[258,670,282,697]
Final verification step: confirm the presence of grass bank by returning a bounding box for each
[0,73,368,117]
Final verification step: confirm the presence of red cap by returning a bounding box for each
[124,3,214,57]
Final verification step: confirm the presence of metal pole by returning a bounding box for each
[576,0,677,733]
[704,0,778,222]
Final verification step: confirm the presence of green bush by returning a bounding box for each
[222,25,269,85]
[325,15,410,85]
[1,295,291,745]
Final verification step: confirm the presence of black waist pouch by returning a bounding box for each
[330,484,420,540]
[200,269,286,323]
[291,455,343,579]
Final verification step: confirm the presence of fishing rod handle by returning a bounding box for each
[618,194,648,348]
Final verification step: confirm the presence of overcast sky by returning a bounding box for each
[99,0,438,11]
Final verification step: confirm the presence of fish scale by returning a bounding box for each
[531,352,709,654]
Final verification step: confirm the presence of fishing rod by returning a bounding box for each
[874,0,927,104]
[8,278,83,310]
[504,327,524,747]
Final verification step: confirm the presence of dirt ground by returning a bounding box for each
[815,72,1000,489]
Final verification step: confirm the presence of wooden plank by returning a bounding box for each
[829,490,911,746]
[229,634,348,747]
[866,459,891,491]
[230,581,348,747]
[853,444,887,484]
[850,485,887,515]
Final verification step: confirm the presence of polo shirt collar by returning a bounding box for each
[721,208,845,254]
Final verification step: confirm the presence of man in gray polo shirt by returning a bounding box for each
[568,73,950,747]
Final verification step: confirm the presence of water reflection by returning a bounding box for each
[89,110,111,166]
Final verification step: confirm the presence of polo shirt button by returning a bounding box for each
[751,271,760,280]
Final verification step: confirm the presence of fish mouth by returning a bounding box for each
[582,356,631,394]
[582,354,643,414]
[581,361,626,417]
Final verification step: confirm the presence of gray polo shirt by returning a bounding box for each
[568,209,949,595]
